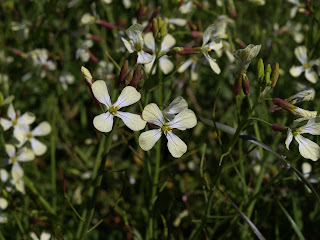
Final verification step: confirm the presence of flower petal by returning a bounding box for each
[285,128,293,149]
[302,162,312,176]
[159,57,174,74]
[116,111,146,131]
[289,65,304,77]
[139,129,162,151]
[203,24,214,46]
[32,122,51,136]
[114,86,141,108]
[0,118,12,131]
[121,37,134,53]
[40,232,51,240]
[144,32,155,51]
[300,117,320,135]
[144,56,156,75]
[18,112,36,125]
[142,103,165,126]
[207,40,223,51]
[178,59,193,73]
[305,69,318,84]
[0,169,9,182]
[161,34,176,52]
[91,80,112,107]
[165,131,187,158]
[7,104,15,120]
[93,112,114,132]
[295,135,320,161]
[30,138,47,156]
[137,51,153,64]
[126,24,144,38]
[294,46,307,64]
[168,18,187,26]
[169,109,197,130]
[0,198,8,210]
[5,144,15,158]
[163,96,188,116]
[202,49,221,74]
[11,163,24,181]
[18,148,35,162]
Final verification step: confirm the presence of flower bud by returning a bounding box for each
[136,3,144,22]
[152,18,158,38]
[119,59,129,84]
[138,78,145,89]
[89,50,98,64]
[130,65,142,88]
[265,64,271,85]
[257,58,264,80]
[233,74,243,96]
[96,20,115,29]
[272,124,287,132]
[273,98,296,114]
[242,73,250,95]
[149,6,161,22]
[124,68,134,86]
[160,23,168,37]
[158,16,163,29]
[81,66,94,85]
[167,47,184,56]
[271,63,279,88]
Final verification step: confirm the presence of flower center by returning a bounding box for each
[10,156,17,164]
[292,128,302,136]
[303,63,310,69]
[109,105,120,115]
[161,123,172,134]
[27,132,33,139]
[11,119,18,126]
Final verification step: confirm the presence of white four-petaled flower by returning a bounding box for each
[286,117,320,161]
[91,80,146,132]
[121,24,153,64]
[14,122,51,156]
[139,103,197,158]
[144,32,176,75]
[289,46,320,84]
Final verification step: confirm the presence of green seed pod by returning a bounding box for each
[271,63,279,88]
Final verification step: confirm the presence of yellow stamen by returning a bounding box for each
[109,105,120,115]
[161,123,172,134]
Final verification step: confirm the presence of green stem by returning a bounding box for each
[24,176,56,215]
[79,119,119,240]
[50,102,57,212]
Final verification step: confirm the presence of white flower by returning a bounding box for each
[179,1,194,14]
[121,24,153,64]
[76,40,93,62]
[285,117,320,161]
[164,18,187,30]
[59,73,75,90]
[286,89,315,104]
[91,80,146,132]
[0,198,8,210]
[80,13,95,25]
[30,232,51,240]
[144,32,176,75]
[201,24,225,74]
[14,122,51,156]
[288,0,300,18]
[29,49,56,71]
[123,0,131,8]
[0,104,35,133]
[289,46,320,84]
[139,103,197,158]
[233,44,261,74]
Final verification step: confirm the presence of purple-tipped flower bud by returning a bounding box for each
[96,20,115,29]
[124,68,134,86]
[233,74,243,96]
[119,60,129,84]
[273,98,296,114]
[272,124,287,132]
[149,6,161,22]
[242,73,250,95]
[136,3,144,22]
[271,63,279,88]
[130,65,142,88]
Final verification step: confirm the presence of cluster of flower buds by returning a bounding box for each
[152,17,168,43]
[257,59,279,91]
[119,60,144,89]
